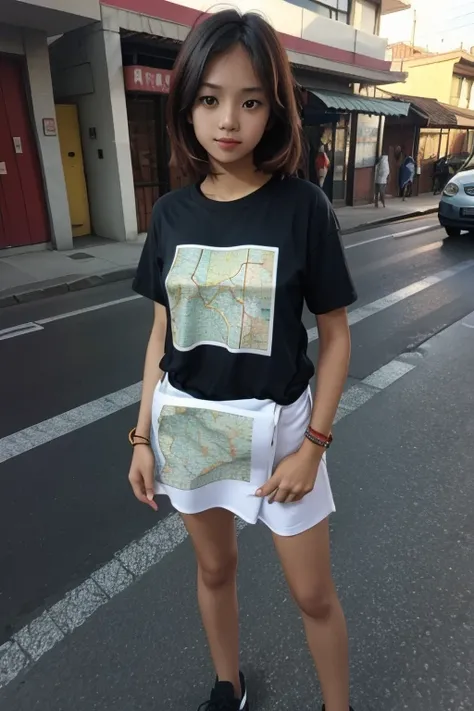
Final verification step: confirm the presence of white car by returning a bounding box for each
[438,153,474,237]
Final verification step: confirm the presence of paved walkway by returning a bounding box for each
[0,194,439,308]
[336,193,439,233]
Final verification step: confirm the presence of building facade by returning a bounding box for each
[388,50,474,110]
[0,0,101,251]
[1,0,409,250]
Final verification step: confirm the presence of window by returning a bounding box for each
[353,0,378,34]
[450,75,462,106]
[463,79,473,109]
[312,0,349,23]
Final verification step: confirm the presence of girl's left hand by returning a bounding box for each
[256,447,322,504]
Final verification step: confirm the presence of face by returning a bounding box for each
[190,43,271,169]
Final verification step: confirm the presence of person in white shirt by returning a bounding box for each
[374,154,390,207]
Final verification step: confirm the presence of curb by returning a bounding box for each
[0,267,136,310]
[339,207,438,236]
[0,207,439,309]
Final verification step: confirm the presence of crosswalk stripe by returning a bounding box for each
[306,259,474,342]
[1,259,473,465]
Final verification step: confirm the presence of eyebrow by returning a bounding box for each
[201,82,264,93]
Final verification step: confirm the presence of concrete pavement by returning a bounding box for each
[0,194,440,308]
[336,193,439,234]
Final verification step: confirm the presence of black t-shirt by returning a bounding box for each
[133,176,356,406]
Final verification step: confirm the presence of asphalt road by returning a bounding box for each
[0,215,473,710]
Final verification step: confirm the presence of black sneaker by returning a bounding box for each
[198,672,248,710]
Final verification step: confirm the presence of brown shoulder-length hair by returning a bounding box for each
[167,10,303,181]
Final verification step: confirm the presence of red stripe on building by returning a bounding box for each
[102,0,391,73]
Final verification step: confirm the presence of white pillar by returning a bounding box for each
[103,27,137,241]
[69,24,137,242]
[23,29,73,251]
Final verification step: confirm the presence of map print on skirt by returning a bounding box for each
[157,405,254,490]
[165,244,279,356]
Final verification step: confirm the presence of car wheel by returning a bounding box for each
[445,227,461,237]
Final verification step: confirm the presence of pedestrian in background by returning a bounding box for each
[374,154,389,208]
[129,10,357,711]
[315,144,330,188]
[399,153,415,201]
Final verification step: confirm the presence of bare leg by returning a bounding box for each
[374,186,379,207]
[381,184,386,207]
[182,508,240,695]
[273,518,349,711]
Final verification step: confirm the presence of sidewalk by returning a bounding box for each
[336,192,439,234]
[0,194,439,308]
[0,237,145,308]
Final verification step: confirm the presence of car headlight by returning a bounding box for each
[443,183,459,196]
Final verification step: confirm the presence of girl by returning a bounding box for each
[129,10,357,711]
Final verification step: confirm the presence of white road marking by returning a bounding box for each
[0,352,419,689]
[307,259,474,342]
[0,322,44,341]
[345,223,440,250]
[0,383,142,465]
[2,260,474,465]
[37,295,142,325]
[0,295,142,341]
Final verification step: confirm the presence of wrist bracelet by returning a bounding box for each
[307,426,333,445]
[129,427,151,446]
[304,428,332,449]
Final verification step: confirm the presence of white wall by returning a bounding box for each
[50,24,137,242]
[158,0,388,62]
[23,29,73,249]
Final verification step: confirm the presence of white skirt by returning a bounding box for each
[151,375,335,537]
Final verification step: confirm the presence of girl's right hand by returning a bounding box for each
[128,445,158,511]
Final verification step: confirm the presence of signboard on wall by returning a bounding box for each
[123,66,172,94]
[354,114,379,168]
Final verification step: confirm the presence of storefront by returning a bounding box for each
[124,65,173,233]
[302,89,410,205]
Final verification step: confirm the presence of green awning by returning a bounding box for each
[308,89,410,117]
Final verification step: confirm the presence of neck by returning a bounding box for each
[201,157,272,202]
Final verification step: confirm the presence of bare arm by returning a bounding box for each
[128,302,167,511]
[300,307,351,460]
[256,307,351,502]
[135,302,167,438]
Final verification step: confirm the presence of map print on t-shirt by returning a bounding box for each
[157,405,253,490]
[165,244,278,356]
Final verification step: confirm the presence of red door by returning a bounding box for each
[0,55,49,249]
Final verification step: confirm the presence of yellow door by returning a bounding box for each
[56,104,91,237]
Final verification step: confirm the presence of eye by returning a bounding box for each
[199,96,217,107]
[243,99,261,109]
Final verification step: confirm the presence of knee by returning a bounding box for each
[198,551,238,590]
[293,584,336,621]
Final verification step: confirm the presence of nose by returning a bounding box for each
[218,101,239,132]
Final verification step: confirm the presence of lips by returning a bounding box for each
[215,138,241,145]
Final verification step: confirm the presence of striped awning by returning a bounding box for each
[309,89,410,117]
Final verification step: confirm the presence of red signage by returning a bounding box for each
[124,65,172,94]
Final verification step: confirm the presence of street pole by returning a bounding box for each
[411,9,417,48]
